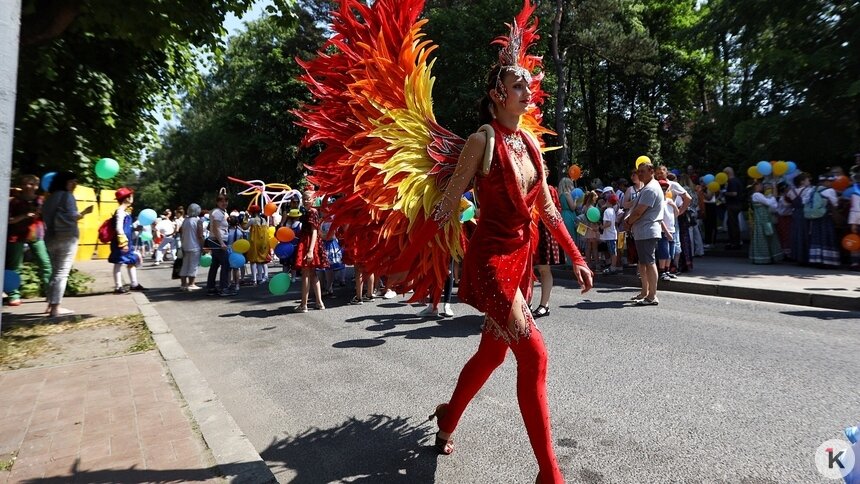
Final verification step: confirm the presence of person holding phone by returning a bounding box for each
[41,171,93,317]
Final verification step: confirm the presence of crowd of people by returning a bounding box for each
[5,157,859,316]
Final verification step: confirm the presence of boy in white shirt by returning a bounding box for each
[601,195,621,274]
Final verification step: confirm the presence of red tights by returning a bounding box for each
[438,318,564,483]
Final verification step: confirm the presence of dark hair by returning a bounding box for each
[793,172,809,187]
[477,65,504,125]
[48,171,77,192]
[216,193,229,203]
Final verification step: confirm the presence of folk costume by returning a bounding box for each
[295,1,587,482]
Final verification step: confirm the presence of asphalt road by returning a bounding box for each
[139,263,859,483]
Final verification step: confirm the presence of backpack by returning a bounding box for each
[803,187,827,219]
[98,217,116,243]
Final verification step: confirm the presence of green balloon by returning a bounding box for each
[460,205,475,222]
[268,273,291,295]
[95,158,120,179]
[139,232,153,242]
[200,253,213,267]
[586,206,601,223]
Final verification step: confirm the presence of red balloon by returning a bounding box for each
[842,234,860,252]
[832,175,850,192]
[568,165,582,180]
[276,227,295,242]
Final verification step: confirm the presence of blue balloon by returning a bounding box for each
[274,242,295,259]
[786,161,797,173]
[572,188,584,200]
[4,270,21,292]
[756,161,773,176]
[671,168,681,176]
[702,174,715,184]
[228,252,246,269]
[41,172,56,192]
[138,208,157,226]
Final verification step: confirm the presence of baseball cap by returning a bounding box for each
[114,187,134,201]
[600,186,613,194]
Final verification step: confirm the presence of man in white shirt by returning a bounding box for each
[154,209,177,265]
[623,162,664,305]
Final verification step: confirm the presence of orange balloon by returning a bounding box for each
[842,234,860,252]
[276,227,295,242]
[832,175,850,192]
[567,165,582,180]
[264,203,278,216]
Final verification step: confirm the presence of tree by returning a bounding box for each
[13,0,294,184]
[139,11,326,210]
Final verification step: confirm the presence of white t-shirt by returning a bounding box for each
[600,207,617,241]
[662,199,677,234]
[210,208,228,242]
[156,218,175,237]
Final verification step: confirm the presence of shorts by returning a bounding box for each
[603,239,617,255]
[634,238,659,265]
[657,233,676,261]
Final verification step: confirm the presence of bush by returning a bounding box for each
[17,263,94,298]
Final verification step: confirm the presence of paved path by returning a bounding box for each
[0,352,222,483]
[139,262,860,483]
[1,261,224,483]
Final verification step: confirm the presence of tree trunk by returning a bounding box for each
[0,0,22,333]
[551,0,568,181]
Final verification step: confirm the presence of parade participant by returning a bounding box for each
[296,2,592,481]
[205,193,232,296]
[532,184,564,317]
[293,190,329,312]
[108,188,146,293]
[748,180,783,264]
[245,205,270,285]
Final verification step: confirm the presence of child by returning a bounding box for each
[850,173,860,270]
[601,194,621,274]
[109,188,146,293]
[226,215,246,291]
[246,205,270,285]
[294,190,329,312]
[657,180,678,281]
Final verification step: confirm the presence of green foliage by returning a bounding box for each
[17,263,93,299]
[140,11,325,209]
[14,0,296,185]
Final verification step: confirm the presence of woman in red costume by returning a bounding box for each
[424,64,593,482]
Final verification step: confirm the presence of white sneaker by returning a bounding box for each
[440,303,454,317]
[660,272,672,281]
[382,289,397,299]
[417,305,438,318]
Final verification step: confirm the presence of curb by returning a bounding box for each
[132,292,277,484]
[550,268,859,312]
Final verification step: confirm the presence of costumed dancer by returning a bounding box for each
[109,188,146,293]
[295,2,592,481]
[246,204,270,285]
[293,190,329,312]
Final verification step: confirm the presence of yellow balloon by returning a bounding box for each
[707,181,721,193]
[635,155,651,168]
[268,237,279,250]
[747,166,761,179]
[267,226,276,237]
[715,172,728,185]
[773,161,788,176]
[232,239,250,254]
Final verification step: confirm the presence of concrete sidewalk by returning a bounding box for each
[556,256,860,311]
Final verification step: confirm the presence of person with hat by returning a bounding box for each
[179,203,204,291]
[601,193,622,274]
[246,204,270,285]
[807,174,840,266]
[109,188,146,294]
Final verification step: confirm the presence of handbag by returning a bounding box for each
[171,257,182,279]
[763,222,774,236]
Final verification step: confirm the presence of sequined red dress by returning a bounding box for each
[294,208,329,270]
[457,122,585,332]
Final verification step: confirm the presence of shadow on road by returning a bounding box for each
[560,300,629,310]
[262,414,438,483]
[780,309,860,320]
